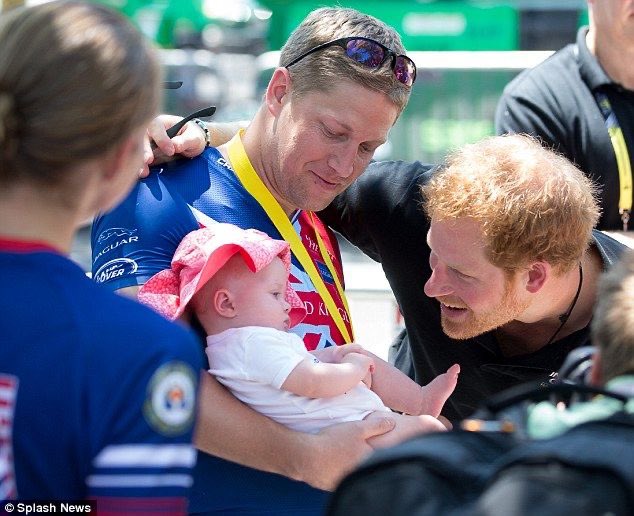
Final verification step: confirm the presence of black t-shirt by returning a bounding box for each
[496,26,634,231]
[321,160,626,421]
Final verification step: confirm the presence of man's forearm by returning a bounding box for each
[194,371,317,481]
[194,366,396,491]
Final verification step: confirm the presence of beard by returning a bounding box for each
[439,282,529,340]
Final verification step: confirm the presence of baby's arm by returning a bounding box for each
[315,344,459,417]
[281,352,375,398]
[371,360,460,418]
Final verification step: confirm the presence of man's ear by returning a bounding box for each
[214,288,237,318]
[265,67,292,117]
[524,261,550,294]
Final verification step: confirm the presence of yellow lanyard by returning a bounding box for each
[595,92,632,230]
[226,130,353,343]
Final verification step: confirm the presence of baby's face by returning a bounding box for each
[233,257,292,331]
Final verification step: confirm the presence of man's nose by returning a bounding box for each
[327,145,357,179]
[424,266,454,298]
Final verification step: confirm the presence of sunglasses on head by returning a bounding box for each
[283,36,417,87]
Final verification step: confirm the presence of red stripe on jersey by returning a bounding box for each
[0,237,60,253]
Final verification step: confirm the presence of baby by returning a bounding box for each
[140,224,460,448]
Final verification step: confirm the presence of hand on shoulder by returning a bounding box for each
[140,114,207,177]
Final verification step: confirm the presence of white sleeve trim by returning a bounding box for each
[93,444,196,468]
[86,473,193,488]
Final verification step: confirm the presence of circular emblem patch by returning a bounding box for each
[143,362,197,436]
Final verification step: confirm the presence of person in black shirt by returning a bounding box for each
[495,0,634,232]
[321,134,626,421]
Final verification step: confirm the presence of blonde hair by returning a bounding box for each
[421,134,601,274]
[591,250,634,382]
[0,0,161,185]
[279,7,411,113]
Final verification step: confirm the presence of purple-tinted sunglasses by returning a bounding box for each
[284,36,417,87]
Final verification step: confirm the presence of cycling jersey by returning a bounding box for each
[92,148,352,350]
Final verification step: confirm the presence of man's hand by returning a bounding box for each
[296,416,395,491]
[140,114,207,177]
[140,116,248,178]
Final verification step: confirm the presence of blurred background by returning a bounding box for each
[77,0,588,164]
[2,0,587,163]
[3,0,590,355]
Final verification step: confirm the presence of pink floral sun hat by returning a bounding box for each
[138,224,306,326]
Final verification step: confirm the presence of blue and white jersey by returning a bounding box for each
[91,148,352,351]
[0,240,202,513]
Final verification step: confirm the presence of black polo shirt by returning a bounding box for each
[495,27,634,231]
[321,160,626,421]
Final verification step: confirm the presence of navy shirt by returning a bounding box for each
[1,242,201,511]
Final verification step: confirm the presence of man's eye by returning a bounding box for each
[323,126,343,140]
[453,269,471,280]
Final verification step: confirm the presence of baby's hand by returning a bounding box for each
[342,352,375,381]
[312,343,366,364]
[361,369,373,390]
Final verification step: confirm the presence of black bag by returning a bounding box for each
[327,383,634,516]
